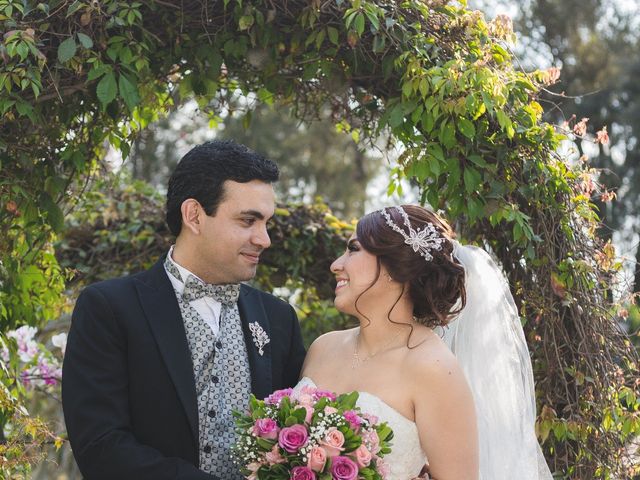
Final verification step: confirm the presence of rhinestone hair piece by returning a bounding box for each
[379,206,446,262]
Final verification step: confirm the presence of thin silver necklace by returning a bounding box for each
[352,328,404,369]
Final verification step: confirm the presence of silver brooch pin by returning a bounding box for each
[248,322,270,356]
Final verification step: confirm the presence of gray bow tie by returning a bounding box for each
[181,275,240,306]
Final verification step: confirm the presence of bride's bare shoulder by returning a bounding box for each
[406,328,461,380]
[308,328,356,355]
[301,328,356,377]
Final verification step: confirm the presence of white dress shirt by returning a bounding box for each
[163,246,222,336]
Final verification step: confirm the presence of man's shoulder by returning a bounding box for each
[79,263,160,299]
[240,283,293,311]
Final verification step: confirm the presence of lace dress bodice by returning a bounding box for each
[295,377,426,480]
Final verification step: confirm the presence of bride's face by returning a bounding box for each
[330,235,389,316]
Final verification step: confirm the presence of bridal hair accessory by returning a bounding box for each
[248,321,270,356]
[379,206,446,261]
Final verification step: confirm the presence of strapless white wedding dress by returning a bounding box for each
[295,377,426,480]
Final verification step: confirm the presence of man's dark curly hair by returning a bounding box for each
[165,140,279,236]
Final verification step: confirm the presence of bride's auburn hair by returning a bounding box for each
[356,205,466,328]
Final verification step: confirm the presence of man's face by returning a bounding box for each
[196,180,275,284]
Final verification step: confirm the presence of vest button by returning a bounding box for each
[215,341,222,349]
[212,375,219,384]
[208,409,216,418]
[203,445,211,453]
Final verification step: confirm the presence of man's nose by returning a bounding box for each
[252,224,271,249]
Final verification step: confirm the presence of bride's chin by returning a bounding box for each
[333,297,352,315]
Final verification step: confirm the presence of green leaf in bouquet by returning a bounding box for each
[376,423,393,442]
[257,465,272,480]
[249,394,261,410]
[359,467,376,480]
[255,437,276,451]
[314,396,329,411]
[277,398,292,424]
[343,437,362,452]
[284,415,302,426]
[336,391,359,410]
[252,407,268,420]
[291,407,307,423]
[232,409,253,424]
[270,464,288,475]
[340,425,362,452]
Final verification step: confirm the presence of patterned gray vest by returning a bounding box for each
[165,259,251,479]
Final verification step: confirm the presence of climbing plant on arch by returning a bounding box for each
[1,0,638,477]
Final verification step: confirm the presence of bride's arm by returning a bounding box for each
[412,348,479,480]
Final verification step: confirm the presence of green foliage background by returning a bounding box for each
[0,0,638,478]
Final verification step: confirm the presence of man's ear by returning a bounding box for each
[180,199,202,235]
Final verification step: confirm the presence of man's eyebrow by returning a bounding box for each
[238,210,267,220]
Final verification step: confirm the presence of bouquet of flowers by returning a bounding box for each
[233,385,394,480]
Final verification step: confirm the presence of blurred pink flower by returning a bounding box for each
[343,410,363,431]
[545,67,561,85]
[265,388,293,405]
[573,117,589,136]
[265,444,285,465]
[595,126,609,145]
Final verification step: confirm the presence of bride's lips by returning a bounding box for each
[335,278,349,292]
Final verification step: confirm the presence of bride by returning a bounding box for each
[297,205,552,480]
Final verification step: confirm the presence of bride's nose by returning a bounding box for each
[330,254,345,273]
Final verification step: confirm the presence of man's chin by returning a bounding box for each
[236,265,258,282]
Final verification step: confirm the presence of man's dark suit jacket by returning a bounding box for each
[62,257,306,480]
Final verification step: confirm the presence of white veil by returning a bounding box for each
[442,242,553,480]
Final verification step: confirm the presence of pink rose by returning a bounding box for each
[352,444,372,468]
[265,388,293,405]
[297,392,315,407]
[252,418,279,440]
[320,427,345,457]
[324,406,338,415]
[265,444,286,465]
[314,389,337,401]
[343,410,362,431]
[330,456,358,480]
[361,412,379,425]
[303,405,314,424]
[300,385,317,395]
[278,424,308,453]
[307,446,328,472]
[291,466,316,480]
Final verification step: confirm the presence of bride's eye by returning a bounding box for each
[347,242,360,253]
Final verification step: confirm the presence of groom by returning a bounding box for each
[62,140,306,479]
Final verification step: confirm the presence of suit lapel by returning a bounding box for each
[134,258,198,444]
[238,285,273,400]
